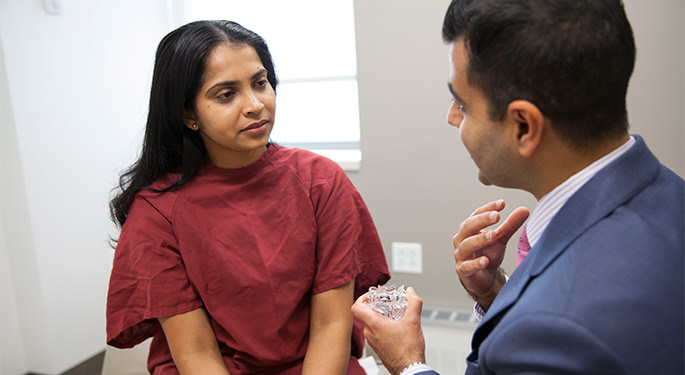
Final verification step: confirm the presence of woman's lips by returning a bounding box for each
[241,120,269,134]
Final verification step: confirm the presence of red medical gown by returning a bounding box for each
[106,144,390,374]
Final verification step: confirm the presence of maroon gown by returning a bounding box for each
[106,144,390,374]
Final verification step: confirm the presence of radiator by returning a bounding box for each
[422,305,477,375]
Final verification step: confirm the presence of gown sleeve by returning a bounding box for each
[309,159,391,360]
[106,192,203,348]
[310,160,390,298]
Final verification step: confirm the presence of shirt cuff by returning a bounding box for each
[473,302,486,321]
[472,274,509,321]
[399,363,434,375]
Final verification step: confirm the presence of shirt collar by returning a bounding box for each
[526,136,636,247]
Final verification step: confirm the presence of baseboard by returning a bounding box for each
[54,350,106,375]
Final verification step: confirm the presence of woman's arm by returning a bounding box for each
[158,307,231,375]
[302,279,356,375]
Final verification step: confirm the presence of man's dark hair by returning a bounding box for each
[443,0,635,151]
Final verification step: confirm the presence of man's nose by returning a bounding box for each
[447,101,463,128]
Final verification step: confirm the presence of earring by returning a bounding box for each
[192,123,198,130]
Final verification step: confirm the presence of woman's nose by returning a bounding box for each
[243,90,265,116]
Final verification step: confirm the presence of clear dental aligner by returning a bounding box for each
[365,284,408,320]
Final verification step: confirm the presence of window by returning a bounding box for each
[168,0,362,170]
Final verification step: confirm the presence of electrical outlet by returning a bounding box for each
[392,242,423,274]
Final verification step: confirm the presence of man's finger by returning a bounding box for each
[351,295,377,323]
[469,199,505,217]
[455,257,488,277]
[454,214,498,247]
[494,207,530,241]
[404,287,424,320]
[454,229,496,261]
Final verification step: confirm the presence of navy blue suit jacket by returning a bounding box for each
[455,136,684,374]
[417,136,683,375]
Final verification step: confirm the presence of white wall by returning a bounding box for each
[0,1,169,373]
[0,31,45,373]
[623,0,685,172]
[0,221,25,373]
[0,213,28,375]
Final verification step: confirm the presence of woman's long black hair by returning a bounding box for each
[110,20,278,228]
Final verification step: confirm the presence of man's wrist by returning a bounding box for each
[466,268,507,311]
[473,272,510,321]
[398,362,432,375]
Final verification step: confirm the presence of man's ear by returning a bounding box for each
[507,100,544,158]
[182,109,199,131]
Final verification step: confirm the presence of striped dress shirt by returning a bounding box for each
[526,136,635,247]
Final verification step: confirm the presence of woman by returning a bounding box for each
[106,20,389,375]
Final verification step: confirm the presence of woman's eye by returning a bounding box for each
[218,91,235,99]
[255,79,268,88]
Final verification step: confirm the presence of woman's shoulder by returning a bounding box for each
[147,171,184,189]
[132,172,184,221]
[272,144,344,175]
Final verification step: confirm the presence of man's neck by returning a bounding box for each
[530,133,630,200]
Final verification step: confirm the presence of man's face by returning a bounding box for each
[447,39,518,187]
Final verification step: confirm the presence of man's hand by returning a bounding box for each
[351,287,426,375]
[453,200,529,310]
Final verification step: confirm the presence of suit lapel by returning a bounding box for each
[529,135,659,277]
[470,135,660,355]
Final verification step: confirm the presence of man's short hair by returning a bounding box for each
[443,0,635,151]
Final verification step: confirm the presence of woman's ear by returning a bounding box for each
[182,109,199,131]
[507,100,544,158]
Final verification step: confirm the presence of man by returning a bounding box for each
[351,0,685,374]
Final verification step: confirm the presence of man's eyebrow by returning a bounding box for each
[205,69,268,95]
[447,82,464,104]
[447,82,466,105]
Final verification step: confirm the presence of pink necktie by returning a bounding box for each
[516,225,531,267]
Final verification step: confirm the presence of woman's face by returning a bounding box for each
[186,43,276,168]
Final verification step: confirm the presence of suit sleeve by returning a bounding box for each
[479,312,628,374]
